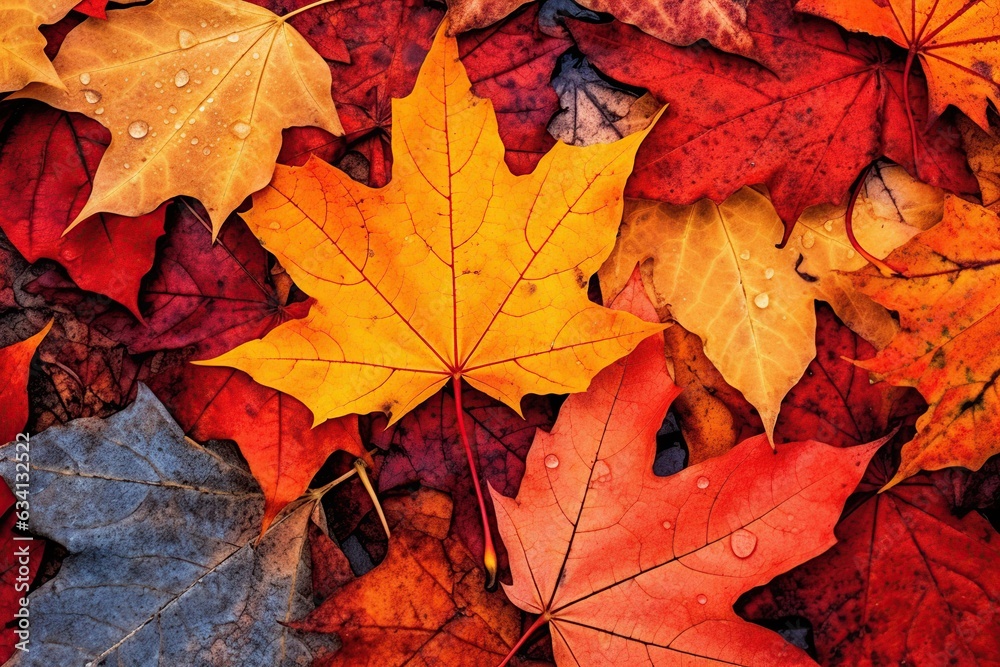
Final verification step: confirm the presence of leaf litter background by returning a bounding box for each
[0,0,999,665]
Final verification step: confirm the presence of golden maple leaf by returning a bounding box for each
[14,0,343,235]
[199,25,664,428]
[855,195,1000,488]
[599,164,942,438]
[0,0,77,93]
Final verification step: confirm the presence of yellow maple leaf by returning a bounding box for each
[199,25,664,429]
[599,164,942,439]
[1,0,77,93]
[14,0,343,235]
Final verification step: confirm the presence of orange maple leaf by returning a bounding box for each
[854,195,1000,487]
[493,272,881,665]
[200,23,663,583]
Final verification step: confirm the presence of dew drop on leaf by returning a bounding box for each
[83,89,101,104]
[754,292,769,309]
[544,454,560,469]
[661,520,672,530]
[696,476,710,489]
[730,529,757,558]
[268,222,281,230]
[764,267,774,279]
[739,249,750,260]
[697,594,708,605]
[79,72,91,85]
[174,69,190,87]
[128,120,149,139]
[227,33,240,43]
[178,29,197,49]
[823,220,834,232]
[230,122,251,139]
[801,231,816,248]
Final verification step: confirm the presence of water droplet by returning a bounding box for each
[846,249,856,259]
[79,72,91,85]
[207,97,214,103]
[764,268,774,280]
[59,246,81,261]
[154,80,163,88]
[754,292,769,309]
[202,147,211,155]
[244,69,252,76]
[199,20,207,27]
[212,68,220,76]
[544,454,560,469]
[83,89,101,104]
[94,107,104,115]
[730,529,757,558]
[230,121,251,139]
[268,222,281,230]
[823,220,834,232]
[696,476,710,489]
[168,106,177,115]
[190,137,199,145]
[252,52,260,59]
[227,32,240,43]
[123,163,130,169]
[174,69,190,87]
[802,231,816,249]
[739,249,750,260]
[128,120,149,139]
[188,118,196,124]
[697,594,708,605]
[662,520,672,530]
[178,29,197,49]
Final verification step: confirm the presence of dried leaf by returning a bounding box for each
[0,386,336,665]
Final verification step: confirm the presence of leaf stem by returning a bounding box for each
[452,374,498,588]
[902,48,921,179]
[355,459,391,539]
[498,613,549,667]
[844,164,902,277]
[279,0,339,22]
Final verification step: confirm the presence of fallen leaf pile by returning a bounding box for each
[0,0,997,665]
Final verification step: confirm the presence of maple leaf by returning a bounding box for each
[200,25,663,436]
[149,363,364,536]
[568,0,976,231]
[0,479,43,664]
[72,0,143,20]
[14,0,344,235]
[0,386,338,665]
[798,0,1000,130]
[0,102,167,318]
[447,0,759,61]
[295,489,545,667]
[492,271,881,665]
[0,320,51,443]
[368,384,557,567]
[853,195,1000,487]
[0,0,76,93]
[740,454,1000,666]
[598,163,941,438]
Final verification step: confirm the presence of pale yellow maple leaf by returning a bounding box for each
[599,163,943,438]
[15,0,343,235]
